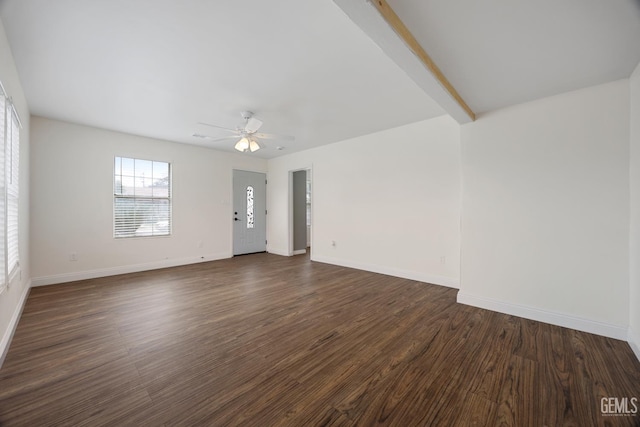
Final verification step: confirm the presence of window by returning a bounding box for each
[246,185,254,229]
[0,81,21,294]
[7,111,19,274]
[114,157,171,238]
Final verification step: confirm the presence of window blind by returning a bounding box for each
[114,157,171,238]
[0,80,20,293]
[7,114,19,274]
[0,95,5,291]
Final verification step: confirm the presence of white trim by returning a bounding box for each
[629,327,640,362]
[267,248,290,257]
[292,249,306,255]
[0,80,22,129]
[287,166,312,259]
[288,170,294,256]
[457,291,628,341]
[312,254,459,288]
[31,252,231,287]
[0,280,30,368]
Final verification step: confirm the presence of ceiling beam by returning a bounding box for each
[334,0,475,123]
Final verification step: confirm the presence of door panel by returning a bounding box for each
[233,170,266,255]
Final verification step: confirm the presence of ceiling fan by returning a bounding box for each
[193,111,294,153]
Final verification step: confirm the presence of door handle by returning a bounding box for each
[234,218,241,221]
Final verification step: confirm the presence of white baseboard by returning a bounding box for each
[311,254,459,289]
[267,248,290,257]
[0,280,31,368]
[457,291,628,341]
[266,246,308,257]
[629,327,640,362]
[31,252,231,287]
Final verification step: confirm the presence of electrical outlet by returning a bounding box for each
[331,240,336,247]
[440,256,446,265]
[69,252,77,262]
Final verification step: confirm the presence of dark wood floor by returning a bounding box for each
[1,253,639,426]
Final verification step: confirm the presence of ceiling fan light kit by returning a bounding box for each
[234,137,250,152]
[249,139,261,152]
[195,111,294,154]
[233,137,262,153]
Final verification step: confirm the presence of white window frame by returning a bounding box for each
[0,80,21,294]
[113,156,172,239]
[7,105,19,277]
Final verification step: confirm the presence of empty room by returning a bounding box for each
[1,0,640,425]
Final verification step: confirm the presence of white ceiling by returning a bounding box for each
[1,0,639,158]
[386,0,640,114]
[0,0,444,158]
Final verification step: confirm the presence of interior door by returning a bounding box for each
[233,170,267,255]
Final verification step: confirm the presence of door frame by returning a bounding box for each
[231,168,267,256]
[288,166,312,257]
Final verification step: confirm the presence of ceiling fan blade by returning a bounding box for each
[253,132,295,141]
[197,122,240,134]
[192,133,240,143]
[245,117,263,133]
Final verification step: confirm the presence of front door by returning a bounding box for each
[233,170,267,255]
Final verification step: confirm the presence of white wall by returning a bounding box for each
[267,115,461,287]
[0,18,30,364]
[459,80,630,339]
[630,62,640,358]
[30,117,266,284]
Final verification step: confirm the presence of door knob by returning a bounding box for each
[234,218,240,221]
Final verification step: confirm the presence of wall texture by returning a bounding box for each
[459,80,630,339]
[30,117,266,284]
[0,18,30,364]
[267,115,461,287]
[630,62,640,358]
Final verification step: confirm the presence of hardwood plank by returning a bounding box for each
[453,391,498,427]
[0,253,638,425]
[496,354,537,426]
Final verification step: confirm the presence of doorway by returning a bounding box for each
[233,170,266,255]
[291,169,311,255]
